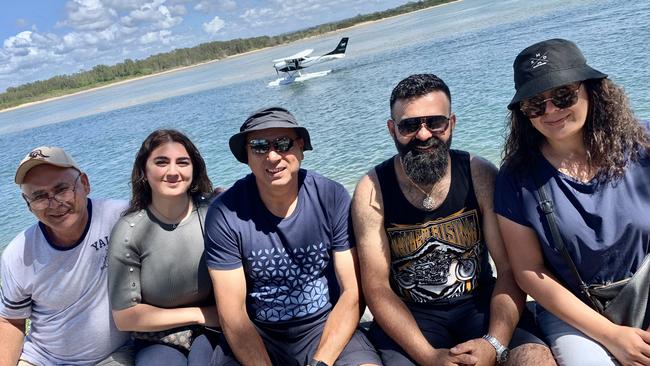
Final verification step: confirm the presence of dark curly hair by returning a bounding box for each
[390,74,451,119]
[502,78,649,181]
[125,129,213,215]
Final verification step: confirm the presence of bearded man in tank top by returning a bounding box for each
[351,74,555,366]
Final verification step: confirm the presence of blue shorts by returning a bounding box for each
[211,312,381,366]
[367,289,546,365]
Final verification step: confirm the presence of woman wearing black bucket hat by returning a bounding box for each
[494,39,650,365]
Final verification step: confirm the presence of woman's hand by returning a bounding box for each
[602,325,650,366]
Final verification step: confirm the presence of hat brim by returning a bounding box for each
[229,126,313,163]
[14,160,78,184]
[508,66,607,110]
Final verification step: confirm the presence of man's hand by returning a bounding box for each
[430,348,479,366]
[450,338,496,366]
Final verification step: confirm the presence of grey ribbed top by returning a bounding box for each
[108,202,213,310]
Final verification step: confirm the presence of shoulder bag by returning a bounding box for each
[533,171,650,328]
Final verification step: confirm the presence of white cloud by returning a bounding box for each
[0,31,62,78]
[140,29,172,44]
[168,4,187,15]
[59,0,118,31]
[195,0,236,13]
[203,16,225,35]
[240,8,278,27]
[121,1,183,29]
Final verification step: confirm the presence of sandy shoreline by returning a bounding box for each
[0,0,460,114]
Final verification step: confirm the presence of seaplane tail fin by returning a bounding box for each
[324,37,349,56]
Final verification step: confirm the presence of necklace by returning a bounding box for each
[400,158,436,210]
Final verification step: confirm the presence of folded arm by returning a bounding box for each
[112,303,219,332]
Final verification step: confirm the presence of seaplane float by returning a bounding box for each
[268,37,348,86]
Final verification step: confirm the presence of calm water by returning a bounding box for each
[1,0,649,251]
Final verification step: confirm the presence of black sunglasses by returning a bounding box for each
[396,115,450,136]
[520,82,582,118]
[248,137,295,155]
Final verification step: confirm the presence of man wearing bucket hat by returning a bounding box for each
[204,107,381,366]
[0,147,133,366]
[496,38,650,365]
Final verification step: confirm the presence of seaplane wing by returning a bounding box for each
[272,49,313,63]
[270,37,349,86]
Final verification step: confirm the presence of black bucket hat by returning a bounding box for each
[229,107,313,163]
[508,38,607,110]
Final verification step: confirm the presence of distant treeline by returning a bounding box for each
[0,0,453,111]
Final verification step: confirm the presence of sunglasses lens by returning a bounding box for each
[521,84,580,118]
[426,116,449,133]
[274,137,293,152]
[249,139,270,154]
[398,118,421,135]
[398,116,449,135]
[552,87,579,108]
[520,100,545,118]
[249,137,294,154]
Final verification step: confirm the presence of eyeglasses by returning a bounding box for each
[23,173,81,211]
[248,137,295,155]
[520,83,582,118]
[396,115,450,136]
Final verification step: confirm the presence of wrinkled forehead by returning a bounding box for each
[247,127,299,141]
[21,165,80,193]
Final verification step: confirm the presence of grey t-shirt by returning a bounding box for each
[108,200,213,310]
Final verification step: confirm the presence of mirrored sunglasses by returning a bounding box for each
[397,115,450,136]
[248,137,295,155]
[520,83,582,118]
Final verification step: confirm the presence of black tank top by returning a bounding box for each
[375,150,493,304]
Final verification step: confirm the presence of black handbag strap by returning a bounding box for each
[532,170,603,313]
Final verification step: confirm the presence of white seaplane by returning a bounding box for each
[268,37,348,86]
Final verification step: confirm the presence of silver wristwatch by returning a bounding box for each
[482,334,510,363]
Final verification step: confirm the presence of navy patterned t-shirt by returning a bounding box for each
[204,169,353,326]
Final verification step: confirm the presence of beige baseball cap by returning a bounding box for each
[15,146,81,184]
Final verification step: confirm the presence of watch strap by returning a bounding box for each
[309,358,328,366]
[482,334,509,362]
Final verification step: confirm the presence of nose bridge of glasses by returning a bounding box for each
[415,122,434,139]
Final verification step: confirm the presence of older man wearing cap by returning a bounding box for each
[204,107,381,366]
[0,147,133,366]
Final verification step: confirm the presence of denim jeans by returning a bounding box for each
[135,333,214,366]
[536,305,618,366]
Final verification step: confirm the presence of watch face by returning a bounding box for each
[498,348,510,363]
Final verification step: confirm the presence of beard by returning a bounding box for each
[395,134,452,185]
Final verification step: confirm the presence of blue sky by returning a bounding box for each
[0,0,408,92]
